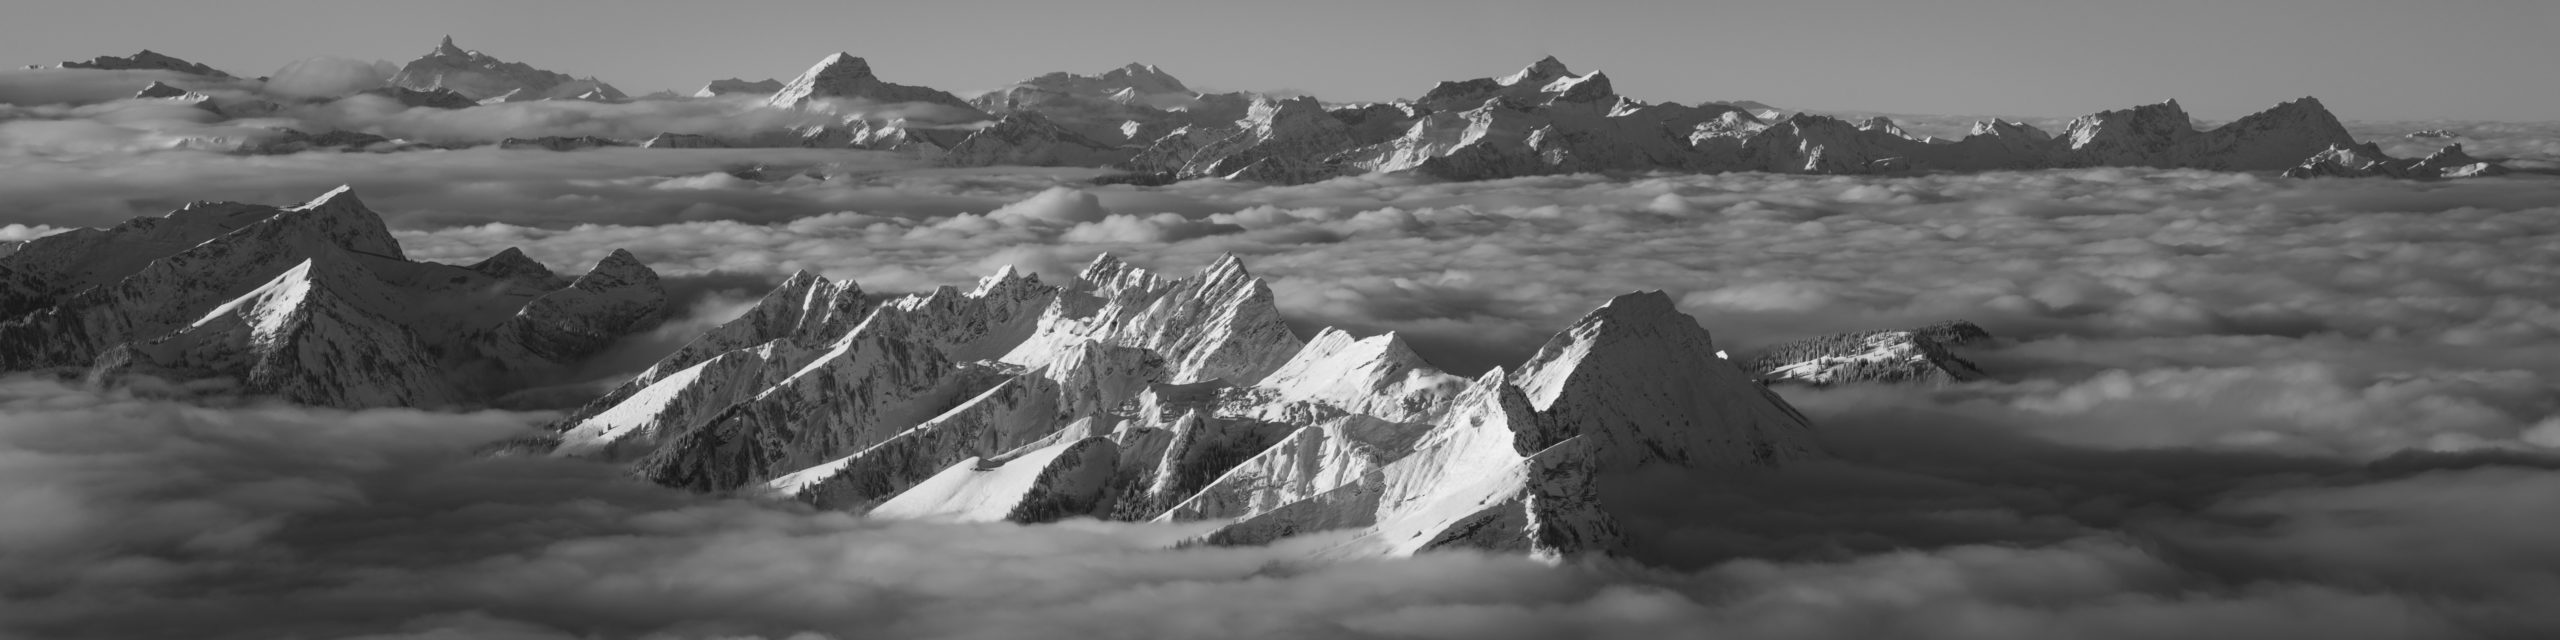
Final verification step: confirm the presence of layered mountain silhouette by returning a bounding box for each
[25,42,2512,179]
[0,187,667,408]
[506,254,1821,559]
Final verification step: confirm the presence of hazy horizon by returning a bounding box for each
[5,0,2555,121]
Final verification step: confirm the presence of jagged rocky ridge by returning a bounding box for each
[0,186,668,408]
[24,45,2508,180]
[1745,320,1991,386]
[534,254,1822,559]
[716,54,2504,182]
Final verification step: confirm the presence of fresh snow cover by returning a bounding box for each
[868,437,1119,523]
[1747,320,1991,386]
[552,252,1828,561]
[0,185,665,409]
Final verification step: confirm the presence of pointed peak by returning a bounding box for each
[1201,253,1252,279]
[289,185,365,213]
[435,35,465,56]
[574,249,657,286]
[815,52,873,73]
[969,263,1043,297]
[1081,252,1126,273]
[466,247,555,279]
[777,269,826,288]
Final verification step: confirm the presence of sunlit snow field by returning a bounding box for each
[6,120,2560,638]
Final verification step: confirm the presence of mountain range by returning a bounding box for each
[27,41,2515,181]
[0,176,2002,561]
[0,187,668,408]
[497,253,1828,558]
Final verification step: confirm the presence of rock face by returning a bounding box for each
[389,36,626,102]
[56,50,231,77]
[543,253,1824,561]
[0,186,666,408]
[1746,320,1991,386]
[763,52,981,119]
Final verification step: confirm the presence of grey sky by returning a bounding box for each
[6,0,2556,120]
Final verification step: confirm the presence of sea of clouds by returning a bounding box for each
[6,64,2560,639]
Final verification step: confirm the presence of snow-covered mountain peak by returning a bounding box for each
[1500,56,1574,87]
[1510,290,1823,467]
[290,184,362,212]
[1074,252,1171,295]
[1540,70,1614,103]
[969,264,1045,299]
[1093,62,1191,95]
[389,37,624,102]
[2063,99,2194,149]
[810,52,876,80]
[765,52,979,116]
[269,185,403,260]
[2,186,671,409]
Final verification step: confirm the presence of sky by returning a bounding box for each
[3,0,2556,121]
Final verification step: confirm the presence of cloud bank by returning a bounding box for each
[3,374,2556,639]
[9,67,2560,637]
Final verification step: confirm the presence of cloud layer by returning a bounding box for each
[9,66,2560,638]
[4,373,2557,640]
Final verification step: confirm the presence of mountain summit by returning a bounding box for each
[388,36,626,103]
[0,186,667,408]
[519,254,1817,561]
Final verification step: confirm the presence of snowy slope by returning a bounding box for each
[0,186,665,408]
